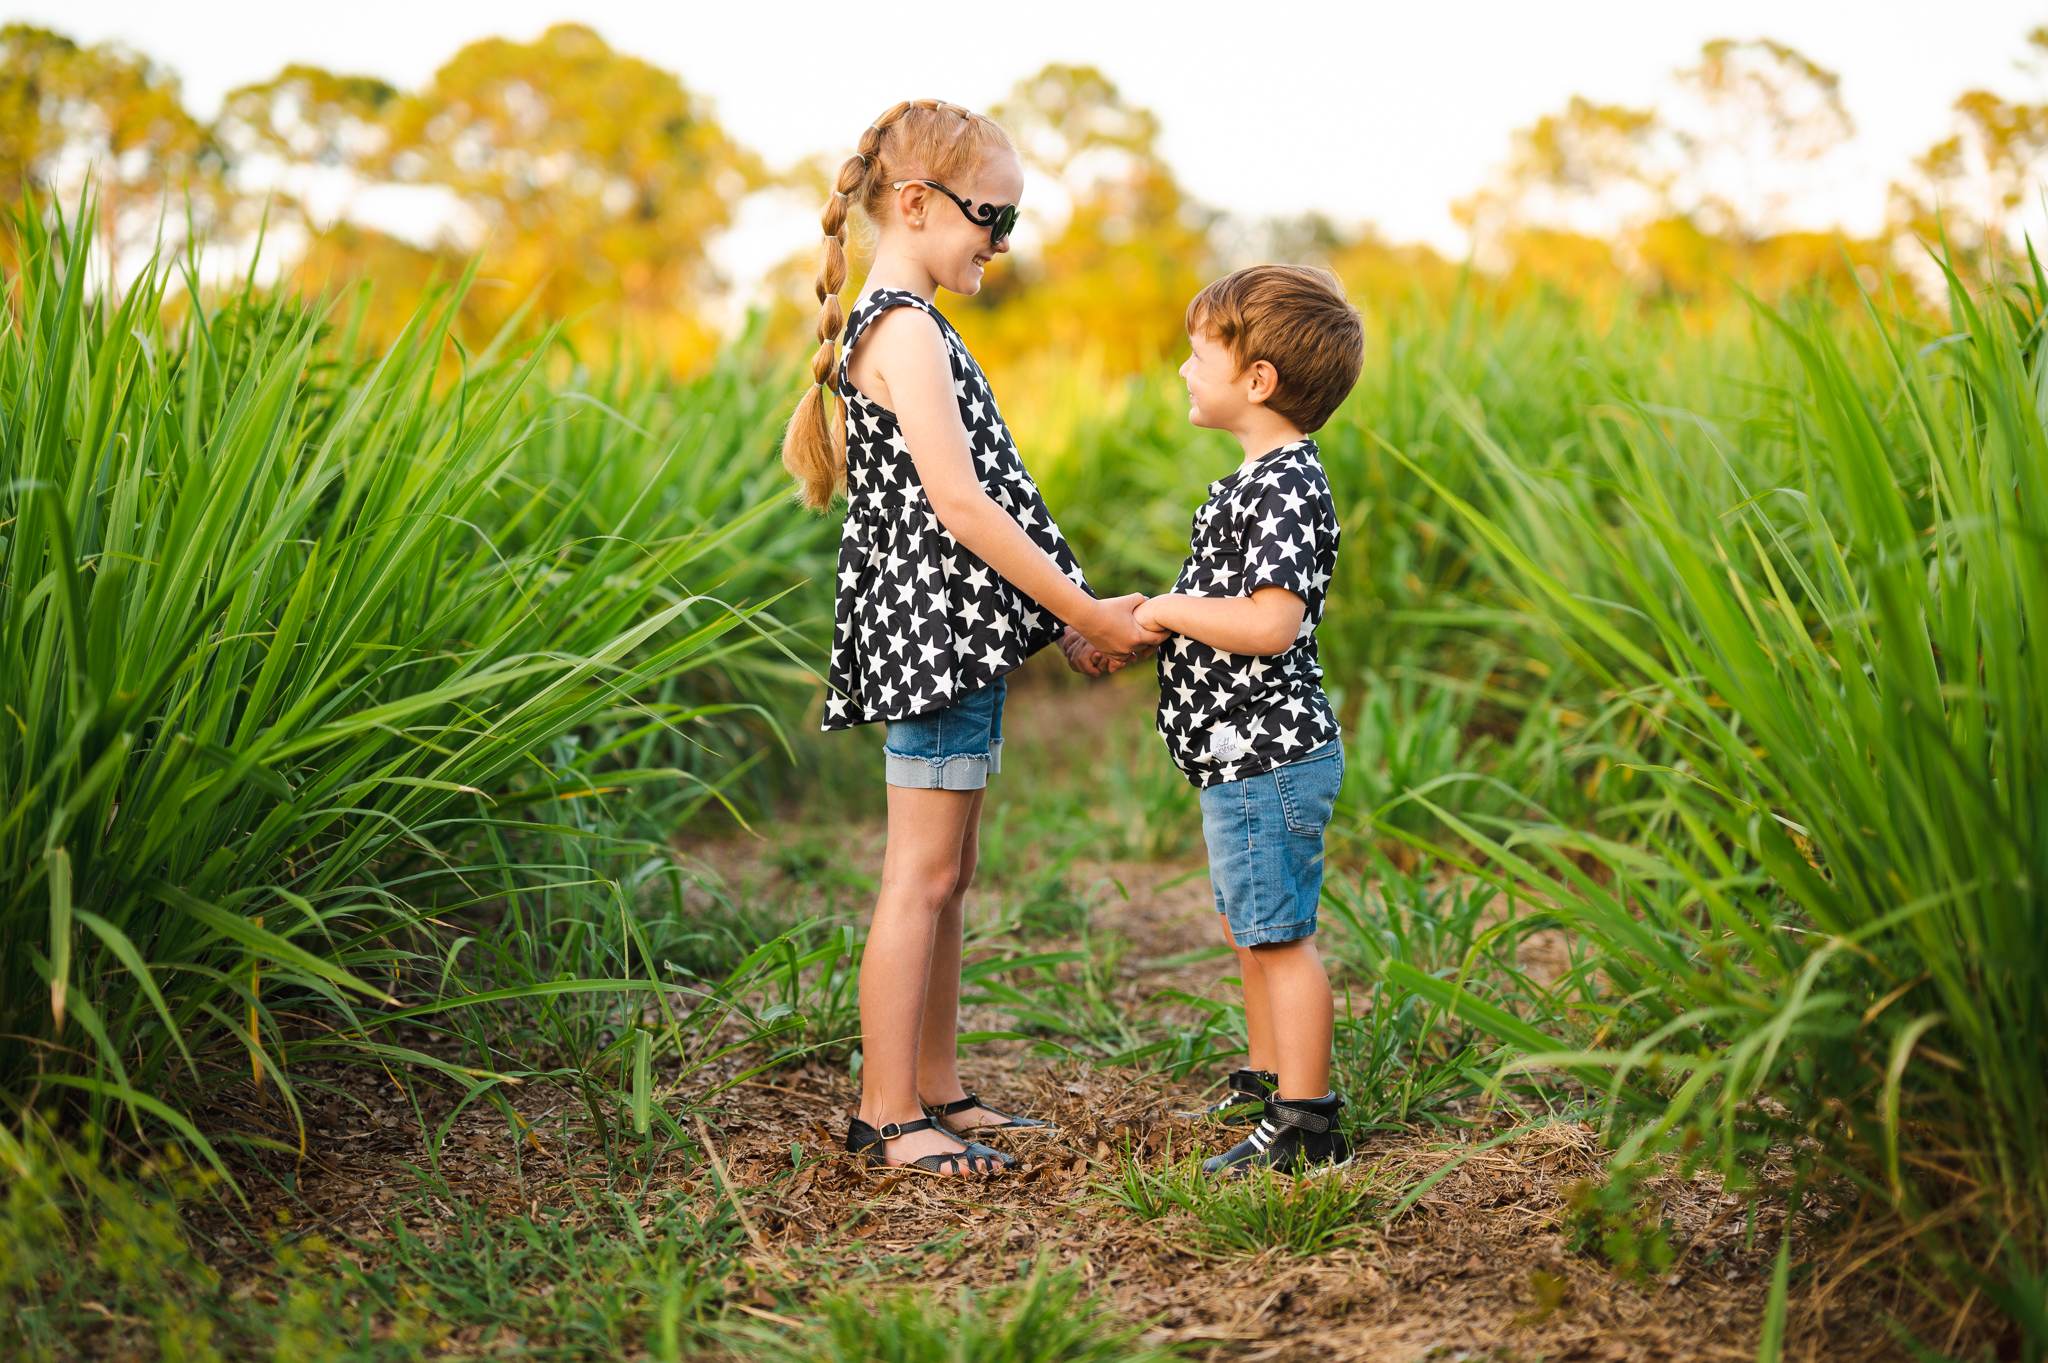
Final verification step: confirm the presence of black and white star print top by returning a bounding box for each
[821,289,1087,731]
[1155,438,1342,788]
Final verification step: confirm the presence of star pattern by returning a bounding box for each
[1155,439,1341,788]
[822,290,1085,731]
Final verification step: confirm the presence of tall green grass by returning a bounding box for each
[0,201,831,1168]
[1371,260,2047,1340]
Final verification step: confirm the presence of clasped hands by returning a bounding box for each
[1058,592,1170,678]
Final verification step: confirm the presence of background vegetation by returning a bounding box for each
[3,15,2044,1362]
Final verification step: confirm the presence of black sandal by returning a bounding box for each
[922,1091,1054,1136]
[845,1115,1014,1174]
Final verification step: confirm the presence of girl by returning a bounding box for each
[783,99,1162,1177]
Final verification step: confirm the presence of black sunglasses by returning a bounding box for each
[890,178,1019,249]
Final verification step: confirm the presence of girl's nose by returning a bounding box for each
[994,236,1011,255]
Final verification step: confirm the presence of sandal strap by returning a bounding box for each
[876,1116,940,1140]
[925,1093,984,1117]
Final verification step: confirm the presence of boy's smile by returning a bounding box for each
[1179,327,1239,429]
[1179,325,1301,463]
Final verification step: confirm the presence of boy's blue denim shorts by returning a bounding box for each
[1199,739,1344,946]
[883,677,1006,791]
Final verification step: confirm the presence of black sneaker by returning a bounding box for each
[1174,1068,1276,1126]
[1202,1093,1350,1177]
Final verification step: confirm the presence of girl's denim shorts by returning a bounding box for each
[1198,739,1344,946]
[882,676,1006,791]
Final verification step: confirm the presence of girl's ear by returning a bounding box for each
[1244,359,1280,405]
[893,181,929,231]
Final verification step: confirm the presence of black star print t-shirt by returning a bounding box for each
[821,289,1088,731]
[1155,439,1342,788]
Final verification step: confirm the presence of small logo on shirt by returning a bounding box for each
[1206,724,1251,764]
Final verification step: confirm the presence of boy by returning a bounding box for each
[1066,264,1361,1175]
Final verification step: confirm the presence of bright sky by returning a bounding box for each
[14,0,2047,290]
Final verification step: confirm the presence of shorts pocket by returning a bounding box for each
[1274,742,1343,837]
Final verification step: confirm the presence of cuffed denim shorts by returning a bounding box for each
[1199,739,1344,947]
[882,676,1006,791]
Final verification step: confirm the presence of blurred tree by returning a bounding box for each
[1890,26,2048,260]
[994,62,1162,185]
[1674,38,1854,239]
[0,23,217,273]
[1461,37,1875,304]
[965,63,1216,377]
[214,64,398,238]
[1455,96,1672,259]
[383,24,762,348]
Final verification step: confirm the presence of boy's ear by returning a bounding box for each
[1243,358,1280,406]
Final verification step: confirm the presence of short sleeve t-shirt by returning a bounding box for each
[1155,438,1341,788]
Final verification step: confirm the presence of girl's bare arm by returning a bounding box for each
[863,308,1164,657]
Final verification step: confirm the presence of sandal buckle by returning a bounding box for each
[878,1121,904,1140]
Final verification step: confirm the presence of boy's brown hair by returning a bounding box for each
[1185,265,1364,432]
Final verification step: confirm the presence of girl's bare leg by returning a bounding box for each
[856,784,990,1169]
[916,790,1012,1126]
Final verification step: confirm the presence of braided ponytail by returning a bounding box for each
[781,100,1013,511]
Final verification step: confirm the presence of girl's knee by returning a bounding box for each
[949,850,979,905]
[879,866,963,917]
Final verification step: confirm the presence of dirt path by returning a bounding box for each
[682,827,1915,1363]
[185,678,1926,1362]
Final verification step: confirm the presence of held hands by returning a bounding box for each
[1059,627,1119,675]
[1060,594,1169,677]
[1086,593,1169,658]
[1060,628,1158,676]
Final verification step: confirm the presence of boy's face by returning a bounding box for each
[1178,326,1252,430]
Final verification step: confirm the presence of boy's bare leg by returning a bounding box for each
[857,785,990,1169]
[917,790,1012,1127]
[1247,936,1333,1099]
[1221,918,1279,1073]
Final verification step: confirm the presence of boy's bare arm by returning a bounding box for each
[1136,588,1305,657]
